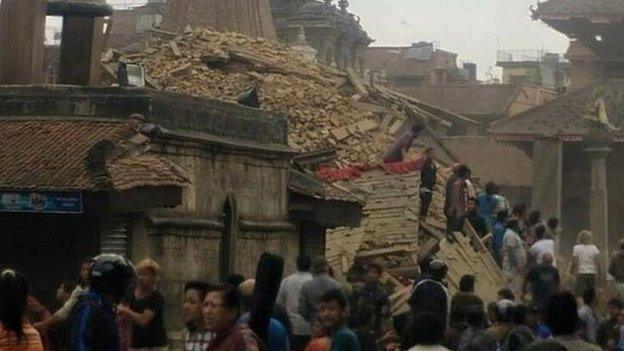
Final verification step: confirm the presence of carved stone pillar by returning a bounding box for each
[586,145,611,269]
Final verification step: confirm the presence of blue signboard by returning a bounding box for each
[0,191,83,214]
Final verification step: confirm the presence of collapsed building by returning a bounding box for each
[0,0,506,335]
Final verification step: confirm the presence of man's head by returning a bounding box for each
[535,225,546,241]
[311,257,330,275]
[547,218,559,231]
[467,197,478,213]
[607,298,624,319]
[496,210,509,223]
[135,258,160,290]
[408,312,446,346]
[498,288,515,302]
[545,291,579,336]
[459,274,475,293]
[429,260,448,282]
[419,255,435,275]
[297,255,312,272]
[512,203,526,218]
[528,211,542,226]
[485,182,496,195]
[541,253,554,267]
[89,254,135,304]
[203,284,240,333]
[496,299,515,323]
[456,165,471,180]
[525,304,542,327]
[183,281,210,327]
[366,262,383,283]
[318,289,348,330]
[506,219,520,233]
[424,147,435,159]
[56,280,76,304]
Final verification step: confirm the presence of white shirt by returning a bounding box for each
[276,271,313,336]
[531,239,557,267]
[573,244,600,274]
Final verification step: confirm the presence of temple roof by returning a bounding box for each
[0,118,190,192]
[533,0,624,20]
[490,80,624,142]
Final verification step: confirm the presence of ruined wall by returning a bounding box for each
[135,144,298,332]
[164,0,276,38]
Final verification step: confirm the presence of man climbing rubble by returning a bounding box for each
[382,124,424,163]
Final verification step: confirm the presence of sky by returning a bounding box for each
[45,0,570,80]
[349,0,569,80]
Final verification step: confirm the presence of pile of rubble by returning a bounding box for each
[107,28,466,166]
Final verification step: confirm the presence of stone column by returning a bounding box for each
[586,145,611,271]
[99,215,130,256]
[0,0,46,84]
[531,138,563,221]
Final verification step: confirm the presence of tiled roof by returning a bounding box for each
[490,80,624,141]
[398,84,518,118]
[0,119,189,192]
[534,0,624,18]
[289,169,363,204]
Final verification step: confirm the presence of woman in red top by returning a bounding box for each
[0,269,44,351]
[203,284,262,351]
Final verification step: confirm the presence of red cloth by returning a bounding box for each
[315,158,425,183]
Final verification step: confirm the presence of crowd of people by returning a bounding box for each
[4,162,624,351]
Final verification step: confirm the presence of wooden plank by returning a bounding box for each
[346,67,369,97]
[169,40,182,57]
[356,245,411,259]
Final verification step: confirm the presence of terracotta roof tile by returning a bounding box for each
[535,0,624,17]
[0,119,189,191]
[491,80,624,140]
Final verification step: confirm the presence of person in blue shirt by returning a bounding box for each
[491,210,509,267]
[477,182,500,232]
[318,289,360,351]
[70,254,135,351]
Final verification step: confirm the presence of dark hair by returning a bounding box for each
[408,312,446,346]
[487,302,499,322]
[61,280,77,294]
[184,281,211,301]
[535,225,547,240]
[496,210,509,222]
[368,262,384,275]
[312,257,330,274]
[320,289,347,309]
[485,182,496,195]
[608,298,624,310]
[582,288,596,306]
[459,274,475,292]
[547,218,559,230]
[526,340,567,351]
[545,291,579,336]
[506,219,520,233]
[466,331,498,351]
[226,274,245,287]
[512,204,526,216]
[512,305,527,325]
[498,288,515,302]
[297,255,312,272]
[456,165,471,178]
[528,211,542,226]
[354,303,375,327]
[419,255,434,275]
[208,284,240,311]
[0,270,29,340]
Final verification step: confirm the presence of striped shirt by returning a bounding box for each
[0,320,44,351]
[184,329,214,351]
